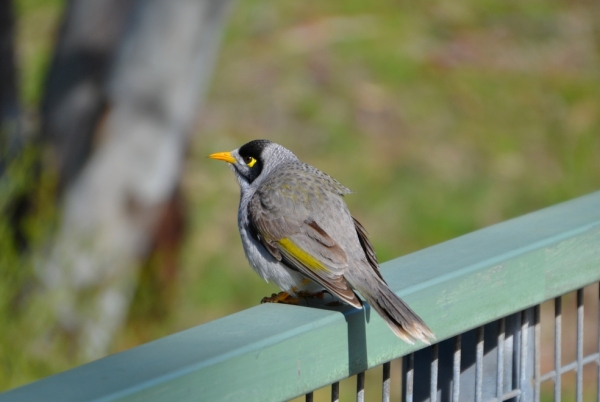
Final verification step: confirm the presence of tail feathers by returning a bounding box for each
[362,282,435,345]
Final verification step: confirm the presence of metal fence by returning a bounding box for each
[302,283,599,402]
[1,191,599,402]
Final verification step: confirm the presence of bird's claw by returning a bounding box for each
[260,292,299,305]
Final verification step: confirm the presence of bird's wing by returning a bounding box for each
[248,177,361,307]
[352,216,384,281]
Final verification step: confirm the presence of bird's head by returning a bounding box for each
[208,139,297,191]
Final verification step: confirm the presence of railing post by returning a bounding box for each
[402,309,536,402]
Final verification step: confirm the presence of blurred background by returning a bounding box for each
[1,0,599,399]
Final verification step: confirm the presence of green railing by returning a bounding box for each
[1,191,599,402]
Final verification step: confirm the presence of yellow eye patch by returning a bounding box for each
[246,157,257,168]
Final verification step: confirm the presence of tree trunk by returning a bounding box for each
[40,0,138,191]
[38,0,232,359]
[0,0,20,168]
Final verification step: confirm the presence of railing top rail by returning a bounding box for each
[2,191,600,402]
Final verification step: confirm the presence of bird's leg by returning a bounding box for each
[260,292,299,305]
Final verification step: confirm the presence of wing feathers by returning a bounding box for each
[305,220,336,247]
[353,216,384,281]
[249,191,362,307]
[278,237,361,308]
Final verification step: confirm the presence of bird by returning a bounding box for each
[209,139,434,344]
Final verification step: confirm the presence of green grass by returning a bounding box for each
[2,0,600,398]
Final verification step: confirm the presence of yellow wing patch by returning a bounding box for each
[278,238,330,272]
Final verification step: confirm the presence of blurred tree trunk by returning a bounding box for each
[0,0,20,169]
[38,0,232,359]
[41,0,138,192]
[0,0,31,255]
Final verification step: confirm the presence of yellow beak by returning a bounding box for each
[208,151,236,164]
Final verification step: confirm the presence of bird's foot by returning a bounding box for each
[260,292,299,305]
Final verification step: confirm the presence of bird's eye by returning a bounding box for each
[243,156,257,168]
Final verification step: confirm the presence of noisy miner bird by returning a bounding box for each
[209,140,434,344]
